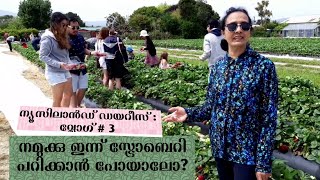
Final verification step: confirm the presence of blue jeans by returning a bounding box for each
[215,158,257,180]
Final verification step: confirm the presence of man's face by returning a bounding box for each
[68,21,80,36]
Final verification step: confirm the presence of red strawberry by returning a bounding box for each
[279,145,289,153]
[197,166,203,171]
[198,175,205,180]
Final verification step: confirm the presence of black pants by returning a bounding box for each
[215,158,256,180]
[7,40,12,52]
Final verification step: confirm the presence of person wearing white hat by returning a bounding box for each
[140,30,148,37]
[139,30,159,67]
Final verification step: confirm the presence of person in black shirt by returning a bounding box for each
[139,30,159,67]
[31,36,41,51]
[67,17,96,108]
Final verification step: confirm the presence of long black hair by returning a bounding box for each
[220,7,252,52]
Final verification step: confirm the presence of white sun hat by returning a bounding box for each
[140,30,149,37]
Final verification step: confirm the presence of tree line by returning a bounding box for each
[1,0,285,39]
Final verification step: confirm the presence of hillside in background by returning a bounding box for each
[84,20,105,27]
[0,10,17,16]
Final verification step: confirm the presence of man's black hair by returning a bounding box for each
[68,17,79,24]
[208,19,220,29]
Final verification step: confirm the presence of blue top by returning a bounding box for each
[127,46,133,53]
[185,46,278,173]
[69,33,87,75]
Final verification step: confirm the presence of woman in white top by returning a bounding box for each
[94,27,109,87]
[159,51,171,69]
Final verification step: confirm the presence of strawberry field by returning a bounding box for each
[126,38,320,57]
[13,44,320,179]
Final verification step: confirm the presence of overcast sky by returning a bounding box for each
[1,0,319,21]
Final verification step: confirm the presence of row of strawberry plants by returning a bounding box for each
[13,45,316,179]
[126,37,320,57]
[121,55,320,165]
[123,55,208,107]
[277,77,320,163]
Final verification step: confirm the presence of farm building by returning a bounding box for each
[78,27,101,39]
[280,15,320,37]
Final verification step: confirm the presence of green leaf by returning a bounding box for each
[314,109,320,115]
[208,149,212,157]
[275,135,282,141]
[291,88,298,93]
[311,141,318,148]
[307,155,316,161]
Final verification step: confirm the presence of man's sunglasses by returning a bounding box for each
[68,26,80,30]
[225,22,251,32]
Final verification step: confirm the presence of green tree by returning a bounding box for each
[133,6,161,19]
[264,20,279,30]
[181,20,200,39]
[128,6,161,31]
[129,14,151,31]
[105,12,128,34]
[170,8,181,19]
[18,0,52,29]
[178,0,219,38]
[195,1,219,34]
[255,0,272,26]
[6,17,25,29]
[157,3,171,13]
[178,0,197,21]
[272,23,288,37]
[65,12,85,26]
[159,14,181,35]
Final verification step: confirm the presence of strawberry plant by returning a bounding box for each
[272,159,315,180]
[277,77,320,163]
[127,38,320,57]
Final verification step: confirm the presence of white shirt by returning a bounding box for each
[199,31,226,67]
[95,39,107,69]
[6,36,14,42]
[159,59,170,69]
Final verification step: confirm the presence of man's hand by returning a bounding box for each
[256,172,271,180]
